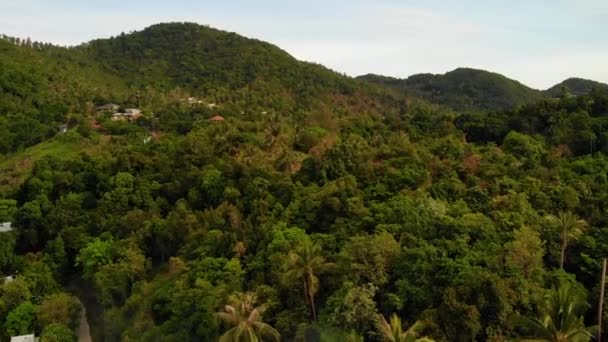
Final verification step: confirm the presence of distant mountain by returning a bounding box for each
[545,77,608,97]
[358,68,544,111]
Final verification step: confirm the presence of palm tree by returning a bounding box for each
[551,211,587,269]
[216,292,280,342]
[283,240,335,321]
[376,313,434,342]
[521,282,595,341]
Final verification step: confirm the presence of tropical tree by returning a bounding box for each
[550,212,587,269]
[283,240,336,321]
[376,313,434,342]
[216,292,280,342]
[520,282,595,341]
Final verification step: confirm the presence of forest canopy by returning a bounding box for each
[1,22,608,341]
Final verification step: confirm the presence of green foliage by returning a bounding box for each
[2,21,608,342]
[521,281,594,341]
[75,238,115,279]
[216,292,280,342]
[5,301,36,336]
[359,67,543,111]
[40,323,76,342]
[37,293,81,330]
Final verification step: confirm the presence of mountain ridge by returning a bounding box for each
[357,67,608,111]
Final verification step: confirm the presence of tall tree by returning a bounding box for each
[376,313,434,342]
[283,240,335,321]
[521,282,595,341]
[551,212,587,269]
[216,292,280,342]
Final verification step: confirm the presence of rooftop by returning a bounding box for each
[10,334,37,342]
[0,222,13,232]
[208,115,225,122]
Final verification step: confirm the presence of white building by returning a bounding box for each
[10,334,37,342]
[0,222,12,232]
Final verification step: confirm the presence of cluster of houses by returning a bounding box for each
[96,103,144,122]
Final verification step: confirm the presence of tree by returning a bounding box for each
[340,232,400,287]
[37,293,82,330]
[5,301,37,336]
[505,226,545,279]
[550,212,587,269]
[376,313,434,342]
[75,238,114,279]
[283,240,336,321]
[40,323,76,342]
[216,292,280,342]
[521,282,595,341]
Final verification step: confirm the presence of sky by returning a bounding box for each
[1,0,607,89]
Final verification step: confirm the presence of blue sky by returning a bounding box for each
[1,0,607,89]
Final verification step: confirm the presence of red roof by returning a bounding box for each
[208,115,225,121]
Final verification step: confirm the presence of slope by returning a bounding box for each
[545,77,608,97]
[78,22,373,112]
[358,68,544,111]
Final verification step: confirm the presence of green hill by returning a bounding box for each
[3,21,608,342]
[0,23,399,154]
[358,67,544,111]
[545,77,608,97]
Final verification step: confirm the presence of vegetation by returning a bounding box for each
[1,22,608,341]
[521,281,595,341]
[359,68,608,111]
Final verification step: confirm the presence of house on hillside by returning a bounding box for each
[207,103,217,109]
[0,222,12,233]
[112,109,143,122]
[208,115,225,122]
[10,334,37,342]
[180,97,204,105]
[58,124,68,133]
[97,103,120,113]
[4,275,14,284]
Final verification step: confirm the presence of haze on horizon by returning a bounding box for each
[1,0,606,89]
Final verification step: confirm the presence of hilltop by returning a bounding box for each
[358,68,545,111]
[545,77,608,97]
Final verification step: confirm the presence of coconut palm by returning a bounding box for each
[551,211,587,269]
[216,292,280,342]
[283,240,335,321]
[520,282,595,342]
[376,313,434,342]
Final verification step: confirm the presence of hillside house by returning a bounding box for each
[208,115,225,122]
[58,124,68,133]
[0,222,12,232]
[112,109,143,122]
[4,275,14,284]
[10,334,37,342]
[97,103,120,113]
